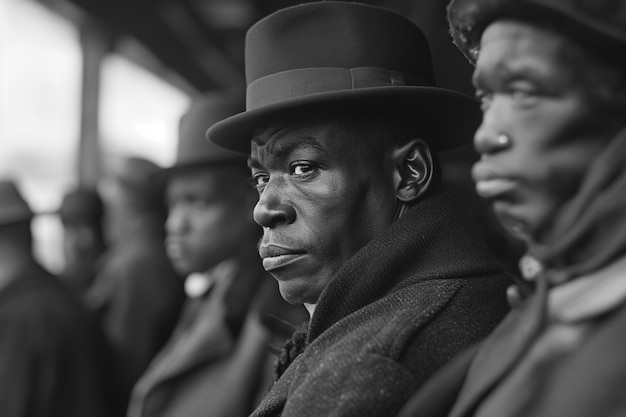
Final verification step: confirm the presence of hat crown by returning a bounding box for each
[118,157,160,189]
[207,1,482,154]
[176,92,247,167]
[245,1,435,91]
[0,179,33,225]
[448,0,626,64]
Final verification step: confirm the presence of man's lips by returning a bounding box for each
[472,162,516,199]
[258,244,306,271]
[165,239,186,261]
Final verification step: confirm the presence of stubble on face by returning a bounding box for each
[249,119,396,305]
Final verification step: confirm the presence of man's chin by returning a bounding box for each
[274,275,325,307]
[493,203,532,242]
[168,257,195,277]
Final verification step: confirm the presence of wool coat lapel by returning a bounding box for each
[130,274,236,414]
[449,292,546,417]
[398,343,481,417]
[308,192,504,343]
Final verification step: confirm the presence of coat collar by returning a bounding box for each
[131,256,265,400]
[307,192,503,343]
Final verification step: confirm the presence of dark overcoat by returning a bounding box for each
[399,272,626,417]
[251,192,512,417]
[127,257,305,417]
[0,262,115,417]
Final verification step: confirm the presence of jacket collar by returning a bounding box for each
[307,192,502,343]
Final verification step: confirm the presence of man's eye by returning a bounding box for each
[250,173,269,188]
[291,163,317,176]
[510,89,539,107]
[506,80,540,107]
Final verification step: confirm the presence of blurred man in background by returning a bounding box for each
[57,186,107,299]
[0,178,114,417]
[87,156,186,410]
[127,92,306,417]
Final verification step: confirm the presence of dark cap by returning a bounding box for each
[154,91,248,182]
[447,0,626,64]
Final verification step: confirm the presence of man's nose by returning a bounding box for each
[165,205,187,235]
[253,178,296,228]
[474,110,512,155]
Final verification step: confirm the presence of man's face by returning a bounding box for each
[62,224,97,270]
[471,21,616,243]
[165,167,253,275]
[249,120,396,305]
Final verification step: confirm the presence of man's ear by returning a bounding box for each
[391,139,434,203]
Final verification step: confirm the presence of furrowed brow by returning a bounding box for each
[272,136,327,159]
[249,135,329,170]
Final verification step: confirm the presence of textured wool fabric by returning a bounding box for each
[251,192,511,417]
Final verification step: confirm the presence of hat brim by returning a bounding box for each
[207,86,481,154]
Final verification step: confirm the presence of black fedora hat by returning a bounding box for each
[207,1,482,154]
[0,179,33,226]
[447,0,626,64]
[154,92,247,184]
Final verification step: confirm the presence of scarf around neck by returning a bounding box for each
[530,125,626,283]
[306,192,502,343]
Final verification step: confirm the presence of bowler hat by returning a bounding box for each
[207,1,482,153]
[0,179,33,226]
[164,92,247,177]
[447,0,626,64]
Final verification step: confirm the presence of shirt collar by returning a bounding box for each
[184,258,238,298]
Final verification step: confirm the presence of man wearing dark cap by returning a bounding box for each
[87,156,186,408]
[206,3,512,416]
[399,1,626,416]
[127,92,306,417]
[0,179,114,417]
[57,187,107,298]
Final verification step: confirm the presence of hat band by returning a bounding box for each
[247,66,430,110]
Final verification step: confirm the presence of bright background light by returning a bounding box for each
[0,0,190,272]
[100,54,189,167]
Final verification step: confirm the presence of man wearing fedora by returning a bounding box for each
[0,179,115,417]
[86,156,186,409]
[127,92,306,417]
[57,186,107,299]
[206,2,512,416]
[399,0,626,416]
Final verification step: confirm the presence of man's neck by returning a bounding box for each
[304,302,316,318]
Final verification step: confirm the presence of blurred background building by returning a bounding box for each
[0,0,477,273]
